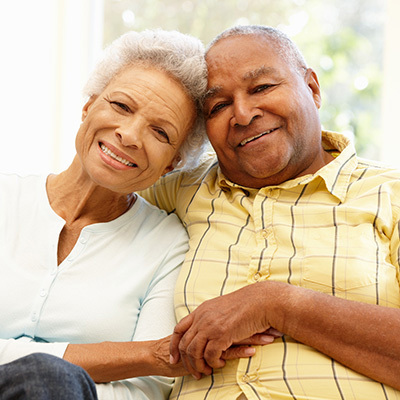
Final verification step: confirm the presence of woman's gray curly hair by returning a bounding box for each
[84,29,208,169]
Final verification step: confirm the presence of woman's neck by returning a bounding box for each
[46,156,136,227]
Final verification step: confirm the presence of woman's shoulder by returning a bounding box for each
[135,195,185,231]
[0,172,44,186]
[130,196,188,254]
[0,173,45,200]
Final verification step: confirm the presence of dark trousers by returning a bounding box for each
[0,353,98,400]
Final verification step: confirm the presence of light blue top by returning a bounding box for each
[0,173,189,400]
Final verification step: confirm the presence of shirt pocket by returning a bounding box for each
[301,223,397,301]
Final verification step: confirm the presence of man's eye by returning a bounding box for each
[110,101,131,112]
[253,84,273,93]
[208,102,228,117]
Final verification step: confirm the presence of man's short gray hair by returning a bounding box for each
[84,29,208,169]
[206,25,307,75]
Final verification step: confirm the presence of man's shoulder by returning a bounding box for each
[138,152,219,217]
[173,151,219,185]
[356,157,400,179]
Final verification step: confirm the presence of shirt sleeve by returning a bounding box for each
[95,216,189,400]
[0,337,68,365]
[139,152,216,209]
[390,218,400,284]
[139,169,183,213]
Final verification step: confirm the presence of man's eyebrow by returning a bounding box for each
[204,86,222,102]
[243,66,277,80]
[204,66,279,102]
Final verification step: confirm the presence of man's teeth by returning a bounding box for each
[240,129,276,146]
[100,144,136,167]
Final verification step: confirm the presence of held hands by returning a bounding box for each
[152,329,281,378]
[169,282,283,378]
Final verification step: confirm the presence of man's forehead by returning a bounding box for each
[206,37,280,76]
[206,33,276,58]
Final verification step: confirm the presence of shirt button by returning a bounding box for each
[262,229,268,239]
[242,374,250,383]
[40,289,47,297]
[31,313,37,322]
[79,237,87,244]
[254,272,261,281]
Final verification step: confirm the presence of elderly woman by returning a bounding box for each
[0,29,207,400]
[0,29,278,400]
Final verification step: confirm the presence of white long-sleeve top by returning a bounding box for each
[0,173,188,400]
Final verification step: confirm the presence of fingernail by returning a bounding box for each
[269,328,284,337]
[169,355,175,364]
[244,347,256,356]
[260,335,275,344]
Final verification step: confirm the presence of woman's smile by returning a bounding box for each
[99,142,137,168]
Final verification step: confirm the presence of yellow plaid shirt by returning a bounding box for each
[141,131,400,400]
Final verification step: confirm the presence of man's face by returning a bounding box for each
[204,34,327,188]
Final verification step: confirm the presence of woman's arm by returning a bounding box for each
[64,332,278,383]
[0,338,68,365]
[64,336,184,382]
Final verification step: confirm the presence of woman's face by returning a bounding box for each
[75,65,196,193]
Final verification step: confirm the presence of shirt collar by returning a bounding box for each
[217,131,358,202]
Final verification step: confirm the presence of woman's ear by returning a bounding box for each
[305,68,322,109]
[162,155,182,175]
[81,95,98,121]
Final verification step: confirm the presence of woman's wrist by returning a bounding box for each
[63,337,187,383]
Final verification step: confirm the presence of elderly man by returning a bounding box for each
[142,25,400,399]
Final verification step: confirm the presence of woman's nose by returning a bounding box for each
[115,118,144,148]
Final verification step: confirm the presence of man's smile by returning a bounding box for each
[239,127,279,147]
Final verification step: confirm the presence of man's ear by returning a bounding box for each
[81,95,98,121]
[162,154,182,175]
[305,68,322,109]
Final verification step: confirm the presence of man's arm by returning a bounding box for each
[170,281,400,389]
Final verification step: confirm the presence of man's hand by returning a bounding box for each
[169,282,285,378]
[150,329,281,378]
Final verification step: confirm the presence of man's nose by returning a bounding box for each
[231,97,262,127]
[115,117,144,148]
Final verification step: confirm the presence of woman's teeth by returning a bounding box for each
[240,128,276,146]
[100,143,136,167]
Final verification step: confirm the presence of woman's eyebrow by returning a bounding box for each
[110,91,179,134]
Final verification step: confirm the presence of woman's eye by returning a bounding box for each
[155,128,170,143]
[110,101,131,112]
